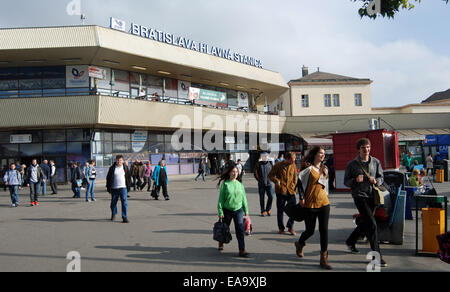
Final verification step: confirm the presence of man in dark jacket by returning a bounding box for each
[40,159,51,196]
[106,155,132,223]
[254,152,274,217]
[344,138,387,268]
[70,162,83,199]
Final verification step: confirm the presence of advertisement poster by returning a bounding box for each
[132,130,148,153]
[189,87,227,107]
[237,91,249,107]
[178,80,191,99]
[66,65,89,88]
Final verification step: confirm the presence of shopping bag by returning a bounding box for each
[243,215,253,236]
[213,219,232,244]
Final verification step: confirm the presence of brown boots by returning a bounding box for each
[295,241,332,270]
[320,251,332,270]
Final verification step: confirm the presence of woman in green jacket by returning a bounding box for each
[217,164,249,257]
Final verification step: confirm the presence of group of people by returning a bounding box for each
[216,138,388,270]
[2,159,58,207]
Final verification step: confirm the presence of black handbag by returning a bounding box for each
[213,219,232,244]
[284,201,306,222]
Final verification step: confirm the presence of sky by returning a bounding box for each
[0,0,449,107]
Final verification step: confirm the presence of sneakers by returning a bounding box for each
[278,229,286,235]
[380,259,388,268]
[267,210,271,216]
[288,229,296,236]
[122,218,129,223]
[261,211,267,217]
[34,202,39,206]
[346,240,360,254]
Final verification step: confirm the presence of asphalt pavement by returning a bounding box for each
[0,175,449,272]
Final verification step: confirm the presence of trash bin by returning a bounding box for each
[435,168,444,183]
[422,208,446,253]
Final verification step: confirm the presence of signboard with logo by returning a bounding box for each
[132,131,148,153]
[189,87,227,107]
[88,66,106,79]
[110,17,126,32]
[66,65,89,88]
[237,91,249,108]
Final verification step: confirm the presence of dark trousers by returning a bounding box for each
[347,197,381,254]
[141,177,152,191]
[258,184,273,213]
[132,176,142,191]
[156,183,168,199]
[50,176,58,194]
[29,182,40,202]
[298,205,330,252]
[276,194,296,231]
[223,208,245,251]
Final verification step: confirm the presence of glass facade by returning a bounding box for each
[0,65,257,113]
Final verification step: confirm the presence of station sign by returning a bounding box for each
[110,17,263,68]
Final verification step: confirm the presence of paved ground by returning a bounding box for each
[0,175,449,272]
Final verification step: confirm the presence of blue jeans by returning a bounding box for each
[72,181,81,198]
[258,184,274,213]
[40,179,47,196]
[29,181,41,202]
[195,171,205,181]
[111,188,128,219]
[276,194,296,231]
[223,208,245,251]
[9,186,19,205]
[86,179,95,200]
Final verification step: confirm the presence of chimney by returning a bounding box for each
[302,65,309,77]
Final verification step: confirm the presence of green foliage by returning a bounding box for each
[354,0,448,19]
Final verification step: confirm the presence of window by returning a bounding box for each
[301,95,309,108]
[333,94,340,107]
[355,94,363,107]
[324,94,331,107]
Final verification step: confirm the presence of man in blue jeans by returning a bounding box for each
[26,159,45,206]
[254,153,274,217]
[106,155,132,223]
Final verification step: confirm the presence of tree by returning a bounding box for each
[354,0,449,19]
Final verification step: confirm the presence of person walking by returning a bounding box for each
[3,163,22,207]
[70,162,83,199]
[40,159,51,196]
[269,152,298,235]
[254,152,274,217]
[152,159,170,201]
[295,146,332,270]
[106,155,132,223]
[140,161,153,192]
[26,159,45,206]
[344,138,387,268]
[49,160,58,195]
[195,158,207,182]
[236,159,245,181]
[130,160,141,191]
[19,164,26,188]
[425,153,434,177]
[85,160,97,202]
[217,164,250,257]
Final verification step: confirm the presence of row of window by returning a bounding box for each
[301,94,363,108]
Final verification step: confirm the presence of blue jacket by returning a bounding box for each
[153,165,168,186]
